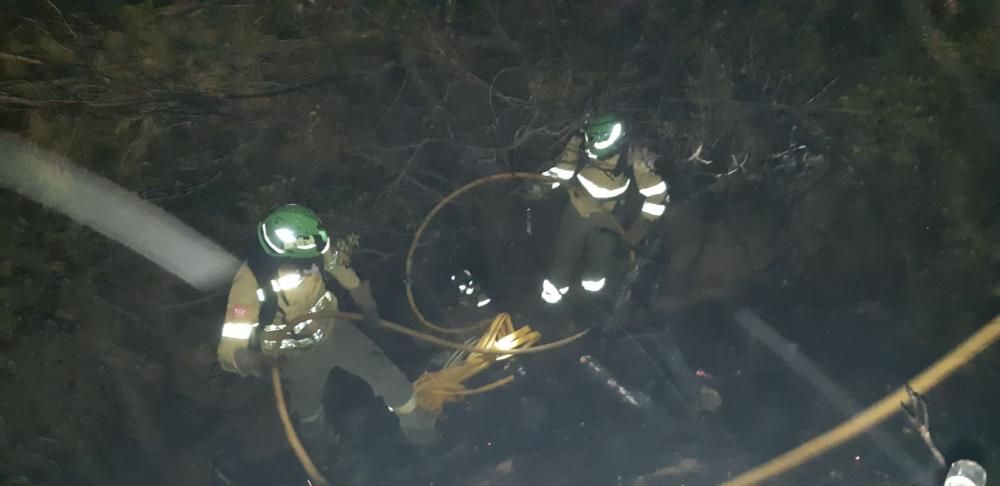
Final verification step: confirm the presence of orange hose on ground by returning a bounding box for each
[404,171,626,334]
[412,313,540,411]
[285,310,587,356]
[405,172,560,334]
[272,367,329,486]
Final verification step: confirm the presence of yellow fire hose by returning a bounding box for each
[287,310,586,356]
[722,314,1000,486]
[272,366,329,486]
[275,169,1000,485]
[272,310,585,485]
[273,170,644,483]
[413,312,542,412]
[272,171,1000,486]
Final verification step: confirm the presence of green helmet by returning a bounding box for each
[257,204,329,258]
[583,113,627,160]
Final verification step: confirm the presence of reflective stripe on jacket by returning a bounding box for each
[542,136,669,221]
[217,246,362,373]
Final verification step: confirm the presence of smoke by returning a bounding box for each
[0,133,240,290]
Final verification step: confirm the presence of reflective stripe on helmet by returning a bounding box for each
[592,123,623,150]
[262,225,318,253]
[261,223,286,254]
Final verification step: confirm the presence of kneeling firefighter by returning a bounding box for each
[215,204,439,455]
[537,113,670,305]
[450,267,492,310]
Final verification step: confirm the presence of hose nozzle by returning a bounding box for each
[946,459,987,486]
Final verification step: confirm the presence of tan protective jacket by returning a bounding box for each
[217,246,361,375]
[542,136,669,221]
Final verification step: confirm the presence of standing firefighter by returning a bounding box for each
[216,204,438,454]
[538,114,669,304]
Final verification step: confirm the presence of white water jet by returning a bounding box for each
[0,133,239,290]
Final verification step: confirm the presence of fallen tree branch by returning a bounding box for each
[0,51,45,65]
[0,63,395,114]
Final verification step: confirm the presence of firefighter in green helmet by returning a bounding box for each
[216,204,439,457]
[537,113,669,305]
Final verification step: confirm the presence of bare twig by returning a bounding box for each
[419,18,530,108]
[649,95,874,116]
[213,467,234,486]
[486,0,512,44]
[0,63,393,114]
[687,144,713,165]
[387,139,434,193]
[143,169,227,202]
[375,120,572,155]
[487,66,522,125]
[376,69,409,128]
[0,92,75,109]
[43,0,79,39]
[720,153,749,177]
[805,75,839,105]
[358,152,445,199]
[0,52,45,65]
[19,17,74,54]
[154,291,226,311]
[223,64,396,100]
[901,384,947,467]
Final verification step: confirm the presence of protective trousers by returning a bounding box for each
[547,202,621,296]
[281,319,414,426]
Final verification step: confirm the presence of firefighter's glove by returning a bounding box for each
[232,348,277,377]
[349,280,381,326]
